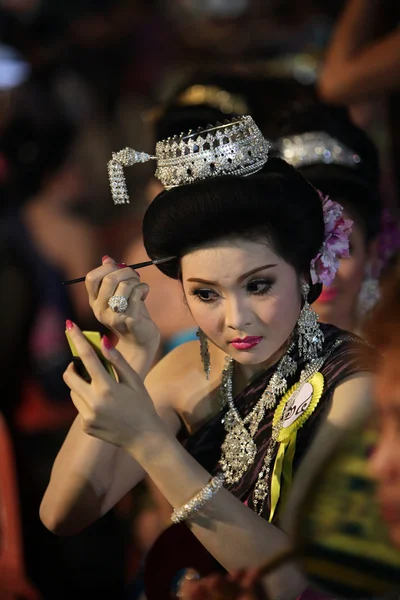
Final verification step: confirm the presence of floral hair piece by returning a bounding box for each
[310,191,353,287]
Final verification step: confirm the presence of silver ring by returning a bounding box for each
[108,295,129,314]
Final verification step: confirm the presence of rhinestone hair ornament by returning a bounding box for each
[275,131,362,169]
[107,115,271,204]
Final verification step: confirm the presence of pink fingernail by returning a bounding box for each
[66,320,74,331]
[118,262,127,268]
[134,270,140,278]
[102,335,114,350]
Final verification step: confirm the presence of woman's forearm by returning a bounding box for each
[324,0,380,64]
[40,416,145,536]
[127,424,307,600]
[115,339,159,380]
[318,0,400,103]
[319,29,400,103]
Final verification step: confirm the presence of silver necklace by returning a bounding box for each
[219,342,297,485]
[253,336,353,515]
[218,334,356,513]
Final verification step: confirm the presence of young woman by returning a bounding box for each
[272,102,383,334]
[41,116,374,599]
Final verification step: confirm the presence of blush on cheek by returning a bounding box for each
[261,288,301,346]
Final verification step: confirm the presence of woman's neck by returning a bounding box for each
[233,336,292,395]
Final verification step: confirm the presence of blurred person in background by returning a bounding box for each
[367,258,400,549]
[317,0,400,202]
[271,102,400,335]
[0,80,128,599]
[318,0,400,107]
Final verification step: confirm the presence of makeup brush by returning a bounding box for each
[62,256,176,286]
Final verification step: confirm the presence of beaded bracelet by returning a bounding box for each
[171,473,225,525]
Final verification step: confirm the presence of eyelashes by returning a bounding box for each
[189,279,274,303]
[246,279,274,295]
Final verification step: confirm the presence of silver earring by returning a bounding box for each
[357,277,380,321]
[297,283,324,361]
[196,328,211,379]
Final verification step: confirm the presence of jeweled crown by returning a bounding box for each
[275,131,361,169]
[108,115,271,204]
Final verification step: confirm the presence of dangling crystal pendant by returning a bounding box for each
[297,284,324,361]
[220,423,257,484]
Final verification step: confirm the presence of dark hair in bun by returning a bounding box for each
[275,103,381,244]
[143,157,324,303]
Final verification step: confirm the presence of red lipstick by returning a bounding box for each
[230,336,262,350]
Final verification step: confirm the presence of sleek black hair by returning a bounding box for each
[273,102,382,244]
[143,157,325,303]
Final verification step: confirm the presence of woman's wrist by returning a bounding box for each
[124,416,172,462]
[115,338,159,379]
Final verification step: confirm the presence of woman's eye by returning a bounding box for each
[246,279,273,295]
[191,289,219,302]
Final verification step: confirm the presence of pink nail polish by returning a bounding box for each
[134,270,140,278]
[66,320,74,331]
[102,255,110,263]
[118,262,127,268]
[102,335,114,350]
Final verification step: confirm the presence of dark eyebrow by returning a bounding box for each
[186,264,277,285]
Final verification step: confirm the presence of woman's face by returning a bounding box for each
[313,209,368,331]
[181,238,302,369]
[369,344,400,548]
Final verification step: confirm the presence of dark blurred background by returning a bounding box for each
[0,1,398,598]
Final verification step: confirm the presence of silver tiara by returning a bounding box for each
[275,131,361,169]
[108,115,271,204]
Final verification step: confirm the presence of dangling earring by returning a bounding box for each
[357,276,380,321]
[197,328,211,379]
[297,283,324,361]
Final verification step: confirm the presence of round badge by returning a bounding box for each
[274,373,324,443]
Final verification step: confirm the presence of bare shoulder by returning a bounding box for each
[299,372,373,484]
[327,371,373,427]
[145,341,228,432]
[145,340,211,395]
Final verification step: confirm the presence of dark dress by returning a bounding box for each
[144,324,375,599]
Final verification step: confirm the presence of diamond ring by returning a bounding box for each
[108,295,129,314]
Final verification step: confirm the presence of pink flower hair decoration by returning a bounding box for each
[310,191,353,287]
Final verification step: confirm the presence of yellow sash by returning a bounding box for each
[269,373,324,522]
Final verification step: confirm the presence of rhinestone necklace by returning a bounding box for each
[219,334,356,513]
[219,341,297,485]
[252,336,354,515]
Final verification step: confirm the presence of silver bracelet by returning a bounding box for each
[171,473,225,524]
